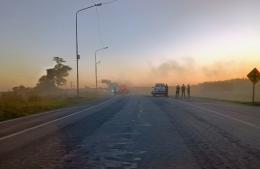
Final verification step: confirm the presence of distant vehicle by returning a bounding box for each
[110,83,129,95]
[151,83,168,97]
[118,84,129,94]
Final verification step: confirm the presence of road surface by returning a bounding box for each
[0,95,260,169]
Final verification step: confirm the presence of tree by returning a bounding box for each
[37,57,72,89]
[52,57,72,87]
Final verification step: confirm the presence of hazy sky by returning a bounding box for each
[1,0,260,90]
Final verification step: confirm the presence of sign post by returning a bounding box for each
[247,68,260,104]
[253,83,255,103]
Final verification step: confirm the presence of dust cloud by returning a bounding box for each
[150,57,195,77]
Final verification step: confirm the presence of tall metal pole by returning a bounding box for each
[76,13,79,96]
[75,3,102,97]
[95,51,98,89]
[95,47,108,90]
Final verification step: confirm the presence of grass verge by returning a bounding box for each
[193,96,260,106]
[0,91,108,122]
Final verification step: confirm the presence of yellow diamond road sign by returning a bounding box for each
[247,68,260,84]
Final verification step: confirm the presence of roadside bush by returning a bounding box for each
[0,90,104,122]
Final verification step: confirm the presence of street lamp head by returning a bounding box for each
[95,3,102,7]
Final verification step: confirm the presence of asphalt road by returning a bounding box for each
[0,95,260,169]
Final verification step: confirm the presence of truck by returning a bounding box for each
[151,83,168,97]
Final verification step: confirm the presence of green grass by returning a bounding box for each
[210,98,260,106]
[0,91,106,122]
[194,96,260,107]
[229,100,260,106]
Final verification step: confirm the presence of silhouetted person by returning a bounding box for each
[165,84,168,97]
[176,84,180,98]
[187,84,190,98]
[181,84,186,98]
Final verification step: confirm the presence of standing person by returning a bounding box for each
[187,84,191,98]
[181,84,186,98]
[177,84,180,97]
[176,84,180,98]
[165,84,169,97]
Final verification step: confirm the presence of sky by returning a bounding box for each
[0,0,260,90]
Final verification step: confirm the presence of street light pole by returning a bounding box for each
[95,46,108,89]
[75,3,102,97]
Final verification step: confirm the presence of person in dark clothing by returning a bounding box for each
[181,84,186,98]
[176,84,180,98]
[187,84,191,98]
[165,84,169,97]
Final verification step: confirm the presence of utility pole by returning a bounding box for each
[75,3,102,97]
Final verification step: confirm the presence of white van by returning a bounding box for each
[151,83,168,97]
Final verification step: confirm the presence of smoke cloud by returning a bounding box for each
[201,60,235,78]
[150,57,195,77]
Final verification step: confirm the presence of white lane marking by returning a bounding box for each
[171,99,260,129]
[0,97,113,125]
[0,98,115,141]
